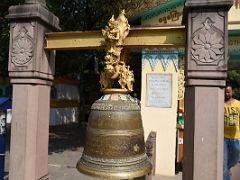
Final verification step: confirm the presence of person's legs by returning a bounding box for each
[228,139,240,169]
[224,138,230,180]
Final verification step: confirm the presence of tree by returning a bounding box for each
[1,0,137,78]
[46,0,145,78]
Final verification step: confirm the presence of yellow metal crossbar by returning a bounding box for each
[45,26,186,50]
[45,31,104,50]
[125,26,185,48]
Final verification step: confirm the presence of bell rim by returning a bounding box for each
[76,158,152,179]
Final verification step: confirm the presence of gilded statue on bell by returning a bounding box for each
[100,10,134,92]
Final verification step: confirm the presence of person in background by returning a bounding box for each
[224,85,240,180]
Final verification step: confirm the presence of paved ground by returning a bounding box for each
[5,123,240,180]
[47,124,182,180]
[48,148,182,180]
[47,124,240,180]
[4,123,182,180]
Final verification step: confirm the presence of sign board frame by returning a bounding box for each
[146,73,172,108]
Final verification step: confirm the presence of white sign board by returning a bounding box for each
[146,74,172,108]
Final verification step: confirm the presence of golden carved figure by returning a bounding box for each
[100,10,134,92]
[99,71,113,90]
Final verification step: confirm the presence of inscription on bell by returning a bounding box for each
[85,134,144,158]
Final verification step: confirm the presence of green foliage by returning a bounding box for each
[0,0,137,77]
[46,0,130,31]
[46,0,132,77]
[227,70,240,98]
[45,0,116,77]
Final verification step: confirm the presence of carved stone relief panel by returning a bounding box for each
[188,11,227,69]
[10,23,35,70]
[191,17,224,65]
[11,26,33,66]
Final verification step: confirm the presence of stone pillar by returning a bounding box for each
[7,1,60,180]
[183,1,232,180]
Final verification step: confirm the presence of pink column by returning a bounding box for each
[183,1,232,180]
[7,1,60,180]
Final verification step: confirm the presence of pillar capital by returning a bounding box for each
[184,0,233,87]
[185,0,233,8]
[25,0,47,8]
[7,4,60,29]
[7,3,60,84]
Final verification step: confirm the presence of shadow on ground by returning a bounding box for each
[48,123,86,154]
[5,123,86,154]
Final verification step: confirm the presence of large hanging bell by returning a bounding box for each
[77,89,152,179]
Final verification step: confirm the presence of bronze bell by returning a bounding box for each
[77,10,152,179]
[77,89,152,179]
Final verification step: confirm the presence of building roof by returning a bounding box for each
[127,0,183,23]
[125,0,170,18]
[127,0,240,23]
